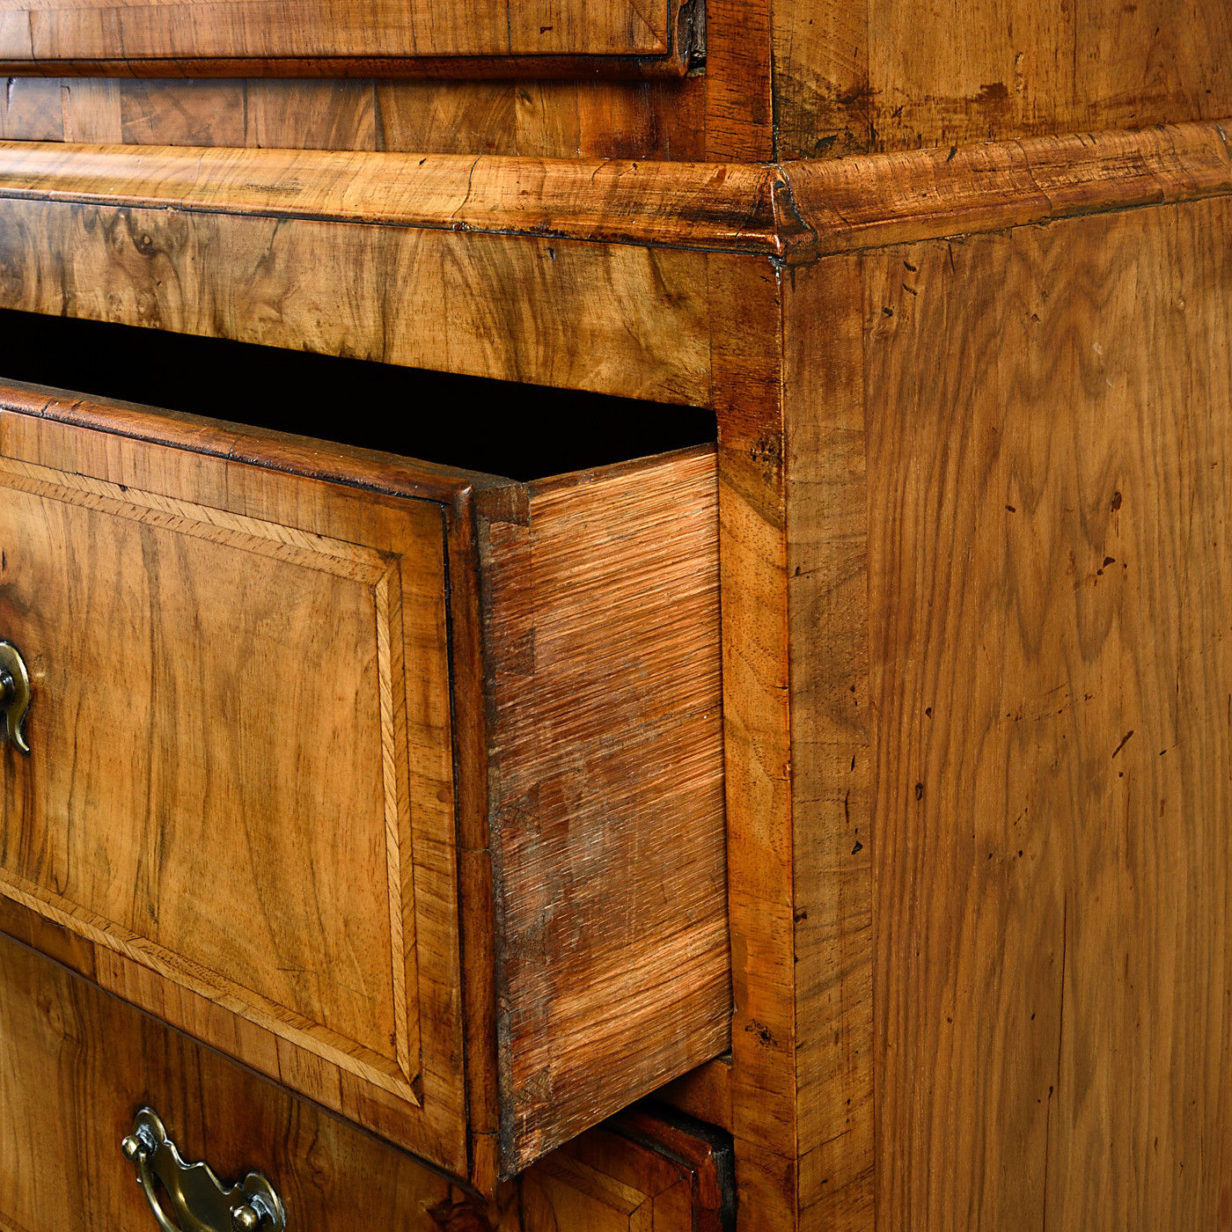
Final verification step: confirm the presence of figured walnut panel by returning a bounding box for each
[0,200,710,405]
[0,155,717,404]
[0,405,471,1179]
[0,464,415,1089]
[865,199,1232,1229]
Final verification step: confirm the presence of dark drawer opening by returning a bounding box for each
[0,308,715,481]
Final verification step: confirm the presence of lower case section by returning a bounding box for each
[0,928,732,1232]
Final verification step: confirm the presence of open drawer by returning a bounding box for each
[0,351,727,1189]
[0,0,701,76]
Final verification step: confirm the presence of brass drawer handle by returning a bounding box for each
[0,639,30,755]
[121,1108,286,1232]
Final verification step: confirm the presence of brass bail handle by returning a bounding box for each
[0,639,31,755]
[121,1108,286,1232]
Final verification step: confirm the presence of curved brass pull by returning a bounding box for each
[121,1108,286,1232]
[0,639,31,755]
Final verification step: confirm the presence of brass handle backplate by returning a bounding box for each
[121,1108,286,1232]
[0,639,30,755]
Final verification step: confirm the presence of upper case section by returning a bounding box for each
[0,0,700,76]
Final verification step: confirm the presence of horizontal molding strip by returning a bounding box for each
[0,120,1227,263]
[783,118,1232,257]
[0,52,692,80]
[0,141,795,256]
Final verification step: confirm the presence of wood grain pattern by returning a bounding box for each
[16,0,1223,158]
[0,929,732,1232]
[0,461,416,1086]
[8,75,691,154]
[657,1057,733,1131]
[369,73,718,162]
[0,0,693,72]
[0,0,770,162]
[782,120,1232,258]
[0,140,796,255]
[705,250,801,1232]
[773,0,1232,157]
[784,258,874,1232]
[522,1108,732,1232]
[476,448,728,1171]
[0,119,1224,319]
[0,77,63,142]
[0,383,728,1185]
[1,51,1227,1232]
[0,194,711,405]
[864,198,1232,1229]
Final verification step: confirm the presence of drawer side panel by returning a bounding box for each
[479,446,730,1173]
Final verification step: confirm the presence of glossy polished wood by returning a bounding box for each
[0,120,1224,315]
[0,0,768,163]
[0,196,713,405]
[0,382,727,1188]
[781,120,1232,256]
[0,3,1227,1224]
[0,0,696,75]
[772,0,1232,157]
[0,141,795,255]
[861,197,1232,1230]
[0,122,1223,425]
[0,929,732,1232]
[1,0,1227,163]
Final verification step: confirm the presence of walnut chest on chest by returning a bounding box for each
[0,2,1230,1230]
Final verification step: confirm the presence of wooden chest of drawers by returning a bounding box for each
[0,2,1230,1230]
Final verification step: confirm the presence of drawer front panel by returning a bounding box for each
[0,0,690,72]
[0,930,732,1232]
[0,403,470,1177]
[0,463,419,1077]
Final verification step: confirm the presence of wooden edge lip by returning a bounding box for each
[0,141,796,257]
[0,118,1228,262]
[440,493,504,1200]
[0,376,517,505]
[780,117,1232,257]
[525,441,718,498]
[0,51,690,82]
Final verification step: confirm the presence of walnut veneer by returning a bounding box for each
[0,2,1230,1230]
